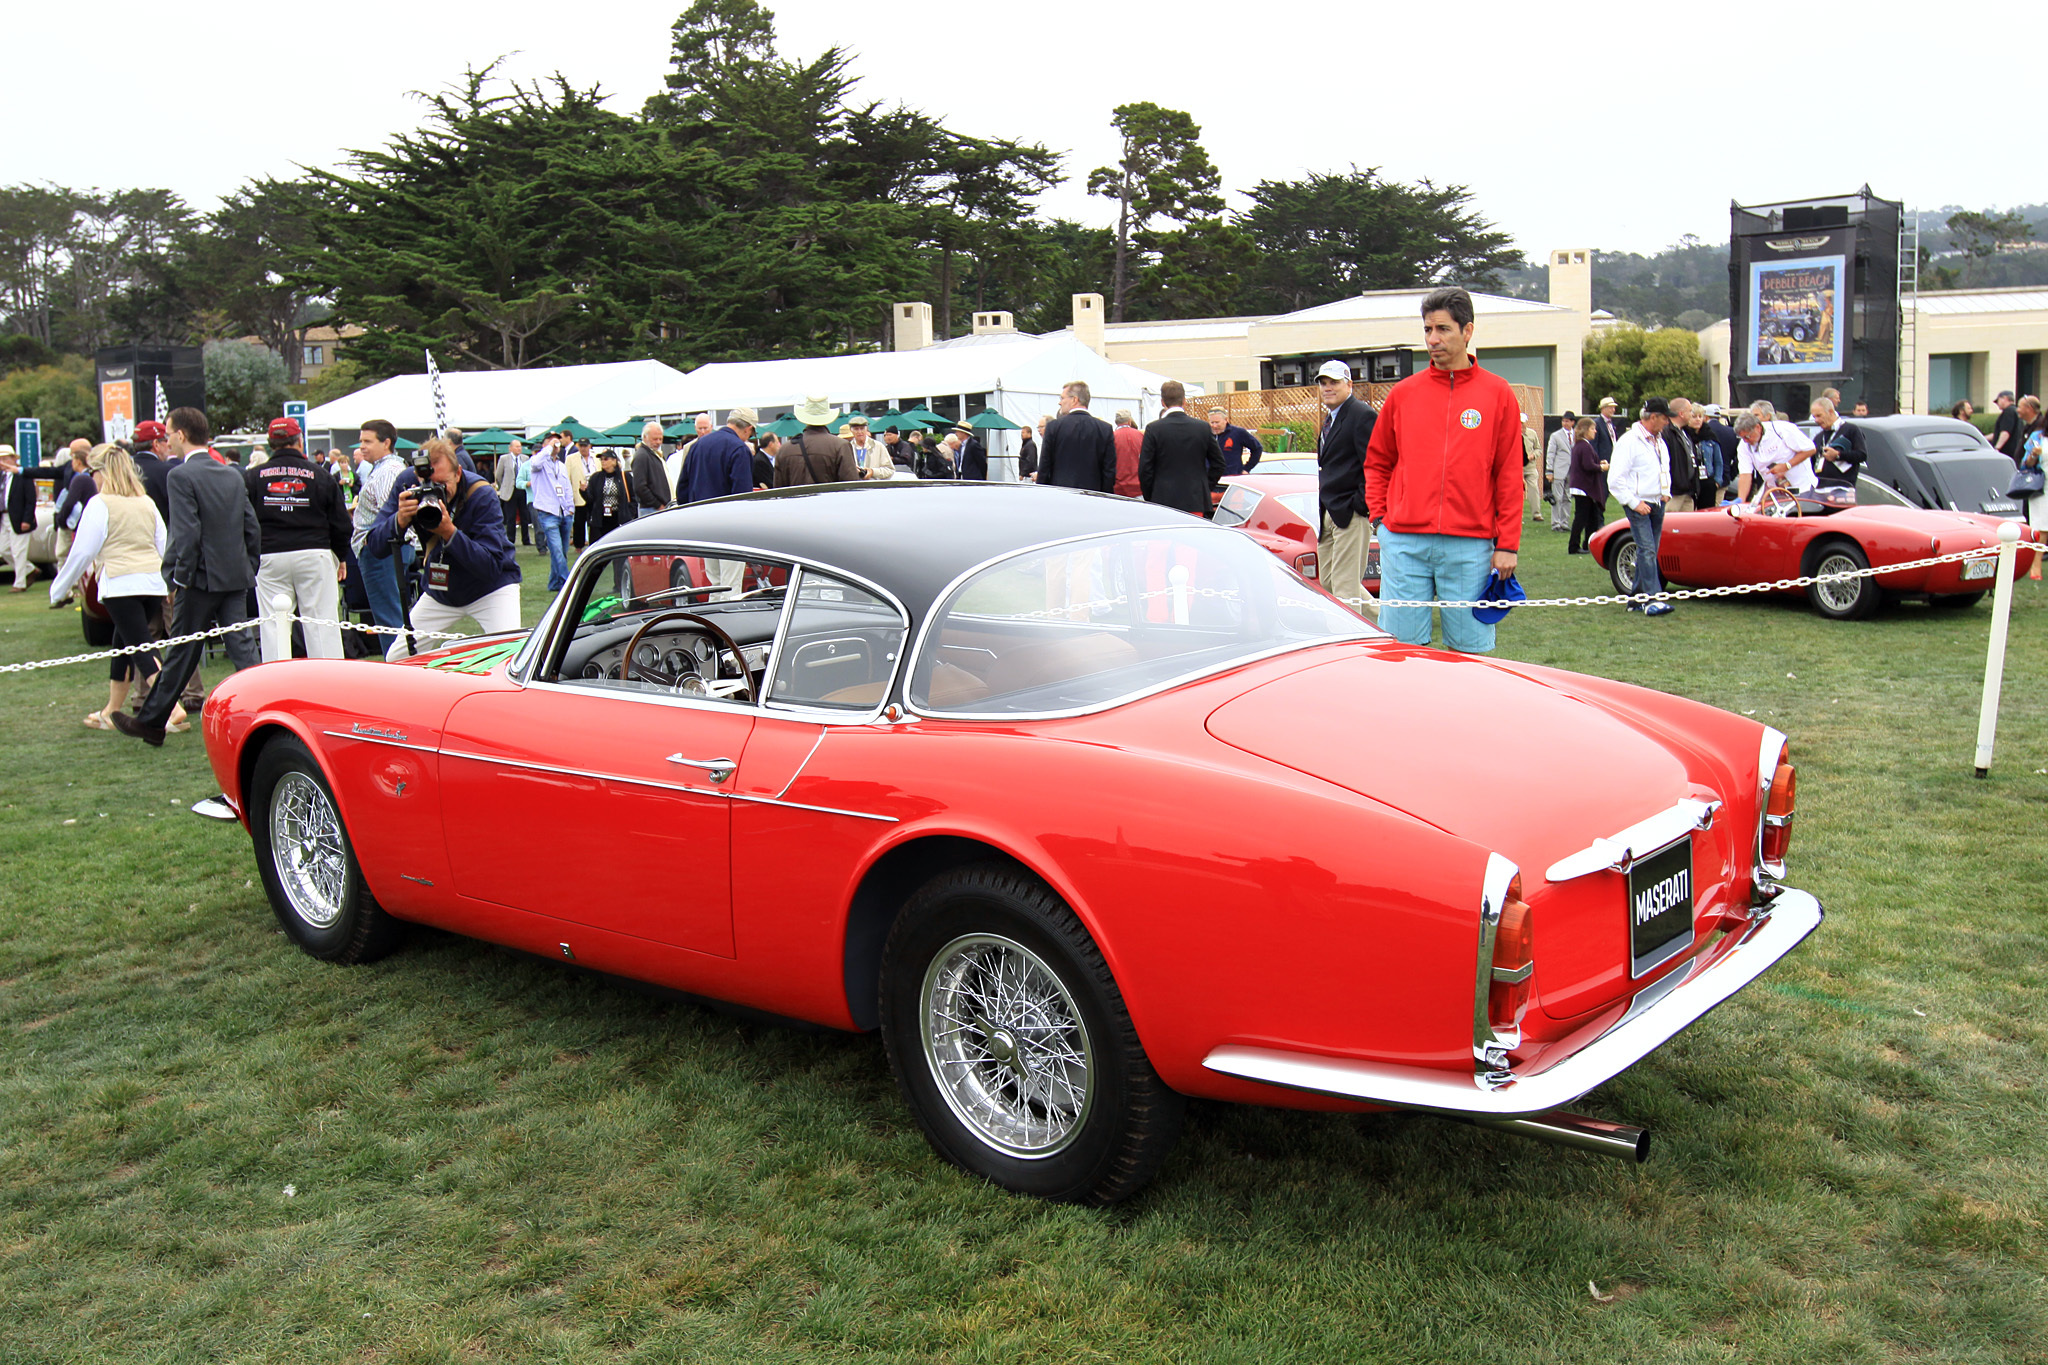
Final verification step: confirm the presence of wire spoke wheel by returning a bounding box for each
[1812,552,1862,613]
[269,771,348,928]
[921,933,1094,1158]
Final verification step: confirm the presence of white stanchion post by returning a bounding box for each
[1972,521,2023,778]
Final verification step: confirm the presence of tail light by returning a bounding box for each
[1761,759,1796,868]
[1294,551,1319,580]
[1488,875,1533,1031]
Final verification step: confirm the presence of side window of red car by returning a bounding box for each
[766,570,906,712]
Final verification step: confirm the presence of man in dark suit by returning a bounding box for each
[1313,359,1379,614]
[1139,381,1225,517]
[630,422,671,512]
[2,444,37,591]
[1592,397,1623,465]
[954,425,988,480]
[113,407,263,747]
[1035,381,1117,491]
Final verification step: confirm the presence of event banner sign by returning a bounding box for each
[100,378,135,443]
[1745,242,1847,377]
[14,417,41,467]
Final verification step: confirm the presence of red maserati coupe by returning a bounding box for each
[1590,476,2040,619]
[204,482,1819,1203]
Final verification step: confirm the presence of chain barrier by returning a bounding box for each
[0,614,476,676]
[0,543,2015,673]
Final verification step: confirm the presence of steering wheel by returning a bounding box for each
[1759,484,1799,517]
[622,611,756,703]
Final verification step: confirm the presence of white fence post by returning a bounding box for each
[1972,520,2023,778]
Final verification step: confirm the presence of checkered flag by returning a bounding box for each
[425,349,447,436]
[153,378,168,425]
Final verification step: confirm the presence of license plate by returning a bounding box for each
[1982,501,2018,516]
[1961,558,1996,581]
[1628,836,1695,977]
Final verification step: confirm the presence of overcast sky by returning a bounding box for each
[10,0,2028,280]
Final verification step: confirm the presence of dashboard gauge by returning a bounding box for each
[664,649,698,677]
[633,642,661,672]
[691,635,717,667]
[581,662,605,680]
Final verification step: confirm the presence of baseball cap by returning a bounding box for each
[1316,360,1351,382]
[1471,570,1527,625]
[729,406,759,428]
[1996,390,2015,402]
[133,420,166,443]
[267,416,301,443]
[1640,397,1672,418]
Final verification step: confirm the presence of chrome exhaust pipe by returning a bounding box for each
[1466,1110,1650,1162]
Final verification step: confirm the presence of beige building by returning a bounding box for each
[1697,286,2048,414]
[1087,249,1596,415]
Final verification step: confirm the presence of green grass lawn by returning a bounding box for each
[2,525,2044,1364]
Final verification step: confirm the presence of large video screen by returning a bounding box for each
[1744,254,1846,377]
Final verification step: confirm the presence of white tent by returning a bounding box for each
[302,359,689,442]
[635,333,1182,481]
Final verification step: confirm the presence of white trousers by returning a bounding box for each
[257,548,343,662]
[389,582,522,659]
[0,524,31,587]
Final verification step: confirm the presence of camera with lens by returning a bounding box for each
[410,450,448,532]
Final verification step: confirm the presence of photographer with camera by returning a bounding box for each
[366,436,521,659]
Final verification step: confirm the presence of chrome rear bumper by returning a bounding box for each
[1203,888,1822,1118]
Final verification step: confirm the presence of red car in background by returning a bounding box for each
[1590,476,2040,620]
[1212,473,1381,595]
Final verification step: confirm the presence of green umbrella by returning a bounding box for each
[871,409,927,432]
[761,416,806,439]
[967,410,1021,431]
[553,417,604,442]
[393,436,420,451]
[896,407,948,428]
[464,427,515,450]
[600,420,647,443]
[663,419,697,439]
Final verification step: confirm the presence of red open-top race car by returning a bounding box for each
[1590,475,2041,619]
[205,482,1819,1204]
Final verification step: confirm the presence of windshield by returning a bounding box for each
[1276,492,1315,522]
[911,527,1375,716]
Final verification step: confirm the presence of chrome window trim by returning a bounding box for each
[761,565,911,717]
[902,526,1377,723]
[1756,726,1789,882]
[523,541,911,728]
[441,747,896,823]
[320,729,438,755]
[1471,852,1522,1070]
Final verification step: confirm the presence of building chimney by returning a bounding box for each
[972,310,1016,336]
[894,301,934,352]
[1548,249,1593,316]
[1071,293,1106,356]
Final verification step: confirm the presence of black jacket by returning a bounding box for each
[915,443,955,480]
[630,442,671,509]
[586,467,632,534]
[1037,409,1117,492]
[1660,426,1699,495]
[246,449,351,558]
[132,450,173,521]
[166,452,263,593]
[1138,411,1225,517]
[958,435,987,481]
[3,465,35,535]
[1814,420,1867,487]
[367,469,520,607]
[1017,435,1038,480]
[1316,396,1378,529]
[1592,415,1624,465]
[1214,422,1264,476]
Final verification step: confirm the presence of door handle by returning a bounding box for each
[666,754,736,784]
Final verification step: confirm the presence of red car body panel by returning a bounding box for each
[1589,500,2039,598]
[1217,473,1381,593]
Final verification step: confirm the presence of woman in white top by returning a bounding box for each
[48,445,188,733]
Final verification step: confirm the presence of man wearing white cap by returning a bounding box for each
[1312,359,1378,617]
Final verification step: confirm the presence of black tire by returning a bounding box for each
[1803,540,1879,620]
[1607,531,1639,597]
[669,558,696,590]
[878,863,1183,1205]
[1929,592,1985,609]
[248,735,401,964]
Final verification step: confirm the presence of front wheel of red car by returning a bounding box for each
[878,864,1183,1205]
[1606,531,1638,596]
[1804,541,1878,620]
[249,735,401,965]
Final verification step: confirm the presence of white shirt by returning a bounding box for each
[352,450,405,553]
[1745,423,1818,495]
[1608,422,1671,509]
[49,494,167,602]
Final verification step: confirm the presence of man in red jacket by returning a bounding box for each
[1364,287,1524,653]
